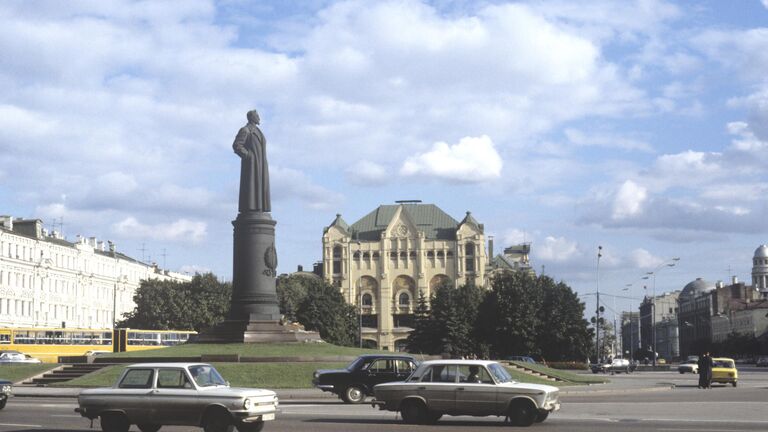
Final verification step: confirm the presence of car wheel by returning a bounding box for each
[732,382,737,387]
[138,424,161,432]
[100,413,130,432]
[341,385,365,404]
[679,370,684,374]
[203,410,234,432]
[535,411,549,423]
[508,400,537,427]
[236,421,265,432]
[400,400,427,424]
[0,396,6,410]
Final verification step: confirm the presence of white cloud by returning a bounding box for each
[400,135,502,183]
[629,248,664,269]
[346,160,389,186]
[536,236,580,262]
[565,128,653,152]
[271,166,344,210]
[612,180,647,220]
[179,264,211,275]
[113,217,207,243]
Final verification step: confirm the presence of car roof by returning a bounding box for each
[712,357,735,362]
[126,363,212,369]
[418,359,498,366]
[357,354,415,359]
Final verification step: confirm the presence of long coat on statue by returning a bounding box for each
[233,121,271,213]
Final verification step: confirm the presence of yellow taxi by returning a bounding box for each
[711,357,738,387]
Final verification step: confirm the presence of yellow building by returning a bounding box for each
[322,201,486,351]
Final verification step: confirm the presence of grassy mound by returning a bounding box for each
[100,342,387,358]
[509,361,607,384]
[1,364,59,383]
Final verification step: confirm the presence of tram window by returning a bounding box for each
[0,334,9,344]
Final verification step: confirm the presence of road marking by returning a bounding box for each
[0,423,41,428]
[50,414,82,418]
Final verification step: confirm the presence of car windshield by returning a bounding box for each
[488,363,515,383]
[714,360,735,368]
[188,365,227,387]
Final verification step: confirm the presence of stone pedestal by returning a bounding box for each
[197,211,321,343]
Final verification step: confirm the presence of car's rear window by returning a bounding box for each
[119,369,154,389]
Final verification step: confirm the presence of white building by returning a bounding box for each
[751,245,768,299]
[0,216,192,329]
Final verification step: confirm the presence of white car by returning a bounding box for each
[678,360,698,374]
[372,360,560,426]
[76,363,278,432]
[0,350,42,364]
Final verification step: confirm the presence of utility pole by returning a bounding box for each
[596,246,602,363]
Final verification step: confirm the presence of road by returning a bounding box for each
[1,370,766,432]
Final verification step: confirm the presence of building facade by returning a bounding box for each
[639,290,680,360]
[321,202,486,351]
[0,216,191,330]
[620,311,640,359]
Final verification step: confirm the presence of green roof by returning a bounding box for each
[349,204,460,241]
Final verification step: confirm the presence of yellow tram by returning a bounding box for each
[0,327,197,363]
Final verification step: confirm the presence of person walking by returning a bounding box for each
[697,352,713,389]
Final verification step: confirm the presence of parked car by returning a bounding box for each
[0,379,11,410]
[756,356,768,367]
[591,358,635,374]
[678,360,699,374]
[0,351,42,364]
[372,359,560,426]
[312,354,417,404]
[711,357,738,387]
[76,363,278,432]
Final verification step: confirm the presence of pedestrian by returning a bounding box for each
[697,352,713,389]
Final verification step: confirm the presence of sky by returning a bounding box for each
[2,0,768,318]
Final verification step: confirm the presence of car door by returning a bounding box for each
[365,359,398,388]
[115,368,156,425]
[455,365,497,416]
[417,365,457,413]
[150,368,197,425]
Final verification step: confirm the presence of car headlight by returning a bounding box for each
[243,398,252,410]
[313,372,319,379]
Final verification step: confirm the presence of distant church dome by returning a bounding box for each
[754,245,768,259]
[680,278,715,298]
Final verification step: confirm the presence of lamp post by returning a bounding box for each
[595,246,602,363]
[354,241,363,349]
[623,283,634,361]
[642,258,680,367]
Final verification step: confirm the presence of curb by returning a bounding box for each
[560,385,674,396]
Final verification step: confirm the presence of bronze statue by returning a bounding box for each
[233,110,271,213]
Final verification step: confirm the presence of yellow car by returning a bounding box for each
[711,357,738,387]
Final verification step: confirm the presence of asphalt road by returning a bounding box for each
[2,370,767,432]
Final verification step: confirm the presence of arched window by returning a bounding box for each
[363,252,370,260]
[362,293,373,307]
[332,245,342,275]
[427,251,434,258]
[399,251,406,259]
[372,252,380,259]
[409,251,416,259]
[437,251,444,258]
[353,251,361,260]
[398,292,410,307]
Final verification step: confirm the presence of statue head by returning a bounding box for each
[247,110,260,125]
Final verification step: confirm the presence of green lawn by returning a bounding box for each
[99,342,387,358]
[0,364,59,383]
[509,361,607,384]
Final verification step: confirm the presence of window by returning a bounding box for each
[157,369,193,389]
[398,292,410,307]
[188,365,227,387]
[332,246,342,274]
[458,365,494,384]
[353,251,361,260]
[465,243,476,272]
[362,293,373,307]
[367,359,395,373]
[395,359,415,374]
[422,365,456,383]
[119,369,154,389]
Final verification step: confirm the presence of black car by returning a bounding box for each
[0,379,11,410]
[312,354,418,403]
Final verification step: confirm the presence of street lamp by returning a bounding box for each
[354,241,363,349]
[595,246,602,363]
[643,258,680,367]
[623,283,635,361]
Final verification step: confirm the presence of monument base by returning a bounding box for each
[196,319,322,344]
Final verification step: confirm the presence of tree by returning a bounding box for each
[276,274,310,322]
[294,278,359,346]
[117,273,231,331]
[536,277,592,361]
[477,271,543,358]
[405,290,437,354]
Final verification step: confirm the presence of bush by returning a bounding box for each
[547,361,589,370]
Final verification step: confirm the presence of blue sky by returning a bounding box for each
[2,0,768,315]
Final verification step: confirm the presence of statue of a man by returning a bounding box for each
[233,110,271,213]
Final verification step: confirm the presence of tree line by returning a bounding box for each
[407,272,593,361]
[119,271,593,361]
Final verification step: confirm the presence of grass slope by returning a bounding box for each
[509,361,607,384]
[101,342,387,358]
[0,364,59,383]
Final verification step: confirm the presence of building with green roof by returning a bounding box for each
[322,201,487,351]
